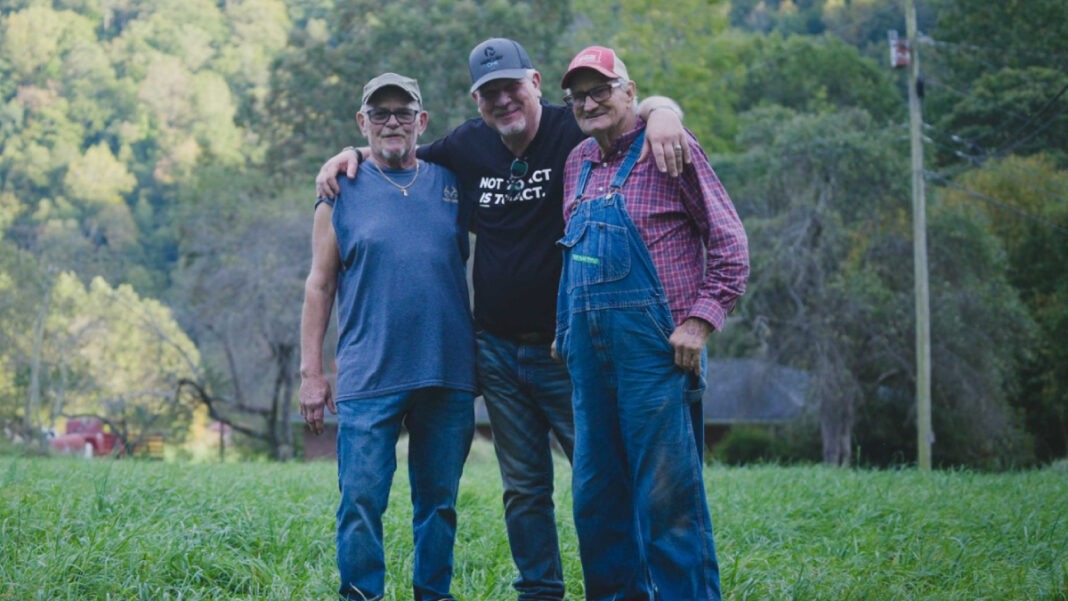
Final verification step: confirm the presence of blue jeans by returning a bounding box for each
[556,181,720,600]
[335,388,474,601]
[476,330,575,600]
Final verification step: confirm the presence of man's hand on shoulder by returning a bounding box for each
[638,97,690,178]
[315,147,362,199]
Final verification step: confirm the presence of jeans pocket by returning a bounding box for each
[685,366,707,403]
[642,304,676,348]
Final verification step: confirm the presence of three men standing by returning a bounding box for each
[313,38,691,601]
[302,39,748,601]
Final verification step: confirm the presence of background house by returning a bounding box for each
[300,358,808,461]
[702,358,809,448]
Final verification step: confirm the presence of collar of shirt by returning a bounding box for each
[579,118,646,164]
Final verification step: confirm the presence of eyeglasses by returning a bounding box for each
[364,108,420,125]
[563,80,625,106]
[477,79,526,104]
[507,157,528,196]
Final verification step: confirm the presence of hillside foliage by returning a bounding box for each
[1,0,1065,466]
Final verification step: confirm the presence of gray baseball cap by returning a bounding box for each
[468,38,534,93]
[361,72,422,106]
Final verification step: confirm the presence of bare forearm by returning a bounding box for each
[300,282,335,378]
[638,95,683,121]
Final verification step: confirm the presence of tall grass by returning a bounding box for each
[1,440,1065,600]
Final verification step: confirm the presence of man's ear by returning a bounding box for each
[530,71,543,98]
[356,111,367,135]
[417,109,429,134]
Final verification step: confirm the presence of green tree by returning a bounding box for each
[569,0,740,152]
[735,33,902,124]
[720,105,1035,467]
[0,241,44,433]
[928,0,1068,84]
[931,67,1068,168]
[171,168,309,460]
[940,155,1068,461]
[265,0,573,178]
[721,106,906,465]
[48,274,200,439]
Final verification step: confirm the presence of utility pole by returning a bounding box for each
[905,0,932,471]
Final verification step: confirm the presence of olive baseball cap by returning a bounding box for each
[361,72,422,106]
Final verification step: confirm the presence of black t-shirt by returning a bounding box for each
[419,101,586,337]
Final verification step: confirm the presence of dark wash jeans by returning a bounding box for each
[476,329,576,600]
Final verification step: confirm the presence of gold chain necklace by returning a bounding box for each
[371,159,420,196]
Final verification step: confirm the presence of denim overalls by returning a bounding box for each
[555,131,722,601]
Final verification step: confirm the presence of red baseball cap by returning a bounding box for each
[561,46,630,89]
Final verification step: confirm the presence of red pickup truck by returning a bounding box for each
[49,417,117,457]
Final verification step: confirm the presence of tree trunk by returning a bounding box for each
[26,280,52,437]
[269,343,295,461]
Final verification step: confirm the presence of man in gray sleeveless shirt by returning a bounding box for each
[298,72,476,601]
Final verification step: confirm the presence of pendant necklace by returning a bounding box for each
[372,159,420,196]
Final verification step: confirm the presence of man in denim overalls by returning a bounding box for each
[553,47,750,601]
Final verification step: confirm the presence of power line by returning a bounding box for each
[923,123,1068,206]
[923,76,1068,152]
[923,37,1068,70]
[925,170,1068,237]
[993,82,1068,157]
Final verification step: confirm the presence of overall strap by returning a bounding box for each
[610,129,646,192]
[573,129,647,200]
[574,145,596,200]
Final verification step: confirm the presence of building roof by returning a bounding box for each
[703,358,809,424]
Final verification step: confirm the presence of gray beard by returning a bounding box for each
[378,147,412,163]
[495,116,527,138]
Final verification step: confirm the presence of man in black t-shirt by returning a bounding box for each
[315,38,689,601]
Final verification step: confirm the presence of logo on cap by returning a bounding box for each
[574,50,604,66]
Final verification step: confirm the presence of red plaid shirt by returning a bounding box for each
[562,121,749,330]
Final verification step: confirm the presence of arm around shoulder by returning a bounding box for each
[638,96,690,177]
[315,147,368,200]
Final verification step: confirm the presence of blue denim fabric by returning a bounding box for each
[555,139,721,601]
[476,330,575,600]
[335,388,474,601]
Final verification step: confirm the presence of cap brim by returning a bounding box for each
[560,65,617,89]
[470,68,531,94]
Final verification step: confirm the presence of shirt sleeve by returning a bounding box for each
[679,140,750,330]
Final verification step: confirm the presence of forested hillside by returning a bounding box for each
[2,0,1065,467]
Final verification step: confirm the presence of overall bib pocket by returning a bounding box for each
[558,219,631,292]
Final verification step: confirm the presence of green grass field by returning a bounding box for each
[2,439,1065,600]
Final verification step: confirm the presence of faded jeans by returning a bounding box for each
[335,387,474,601]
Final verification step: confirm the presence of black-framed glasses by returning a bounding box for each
[563,80,625,106]
[364,108,420,125]
[507,157,528,195]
